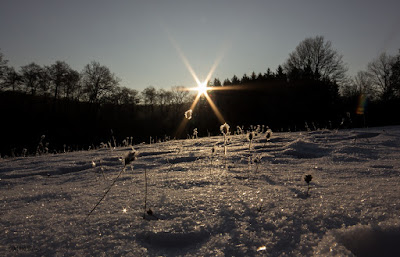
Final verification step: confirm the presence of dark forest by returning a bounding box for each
[1,36,400,157]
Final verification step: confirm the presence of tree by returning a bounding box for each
[222,78,231,86]
[275,65,287,80]
[231,75,240,85]
[157,88,173,105]
[390,51,400,98]
[284,36,347,84]
[241,73,250,84]
[141,86,157,105]
[81,61,120,103]
[48,61,78,100]
[171,86,190,104]
[63,69,81,100]
[342,71,375,99]
[213,78,222,87]
[20,62,46,95]
[1,66,22,91]
[367,52,395,100]
[0,50,9,88]
[104,86,139,105]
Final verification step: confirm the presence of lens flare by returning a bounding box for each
[167,32,232,137]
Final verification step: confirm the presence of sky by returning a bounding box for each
[1,0,400,91]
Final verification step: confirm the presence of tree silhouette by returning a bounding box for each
[1,66,22,91]
[81,61,120,103]
[390,51,400,98]
[0,50,8,88]
[284,36,347,84]
[20,62,46,95]
[367,52,395,100]
[231,75,240,85]
[213,78,222,87]
[48,61,78,100]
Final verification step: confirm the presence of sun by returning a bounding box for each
[196,81,209,96]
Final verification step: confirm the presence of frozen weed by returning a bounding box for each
[143,168,158,220]
[264,128,273,147]
[193,128,198,139]
[111,129,117,148]
[236,126,243,135]
[304,174,313,197]
[35,135,46,156]
[210,145,216,175]
[247,131,254,151]
[220,123,230,156]
[86,149,137,219]
[253,155,262,173]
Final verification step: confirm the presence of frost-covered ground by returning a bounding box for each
[1,126,400,256]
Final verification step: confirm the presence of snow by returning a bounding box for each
[1,126,400,256]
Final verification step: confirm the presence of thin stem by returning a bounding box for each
[210,156,213,176]
[86,167,126,219]
[143,168,147,218]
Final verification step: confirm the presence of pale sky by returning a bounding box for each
[1,0,400,91]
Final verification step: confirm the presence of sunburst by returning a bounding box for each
[168,33,228,137]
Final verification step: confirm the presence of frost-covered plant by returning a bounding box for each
[253,155,262,173]
[220,123,230,156]
[247,131,254,151]
[36,135,46,156]
[210,145,216,175]
[304,174,313,196]
[111,129,117,148]
[86,149,137,219]
[265,128,272,141]
[305,122,311,132]
[184,109,193,120]
[263,128,273,147]
[22,148,27,157]
[143,167,157,220]
[236,126,243,135]
[193,128,198,139]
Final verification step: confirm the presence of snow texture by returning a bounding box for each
[1,126,400,256]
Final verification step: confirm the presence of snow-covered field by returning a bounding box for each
[1,126,400,256]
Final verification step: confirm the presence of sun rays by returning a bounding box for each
[167,32,229,137]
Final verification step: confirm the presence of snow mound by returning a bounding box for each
[314,221,400,256]
[282,138,331,158]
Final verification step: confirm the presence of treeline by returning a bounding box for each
[1,36,400,157]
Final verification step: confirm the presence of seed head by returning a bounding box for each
[304,174,312,184]
[220,123,230,135]
[124,150,137,166]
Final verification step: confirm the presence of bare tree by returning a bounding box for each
[342,71,376,99]
[0,50,8,88]
[81,61,120,103]
[157,88,173,105]
[20,62,47,95]
[284,36,348,84]
[367,52,395,100]
[105,86,139,105]
[48,61,79,100]
[63,69,81,100]
[141,86,157,105]
[1,66,22,91]
[170,86,190,105]
[390,51,400,98]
